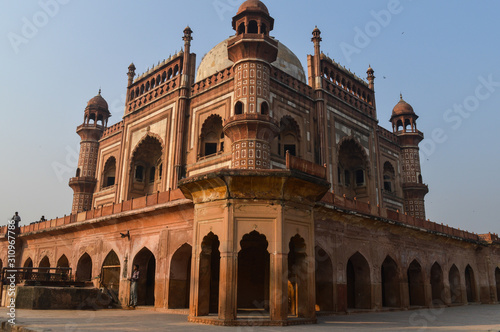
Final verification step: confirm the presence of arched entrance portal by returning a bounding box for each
[76,253,92,281]
[132,247,156,306]
[315,246,333,312]
[465,265,476,303]
[237,231,270,313]
[495,267,500,302]
[381,256,400,308]
[128,135,163,198]
[101,250,120,303]
[168,244,192,309]
[407,260,425,306]
[430,262,445,305]
[197,232,220,316]
[346,252,371,309]
[288,235,308,317]
[448,265,461,304]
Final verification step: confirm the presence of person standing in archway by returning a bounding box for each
[129,264,140,308]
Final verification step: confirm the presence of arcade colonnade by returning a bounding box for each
[15,226,500,317]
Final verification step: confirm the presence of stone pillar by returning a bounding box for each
[401,280,410,308]
[218,251,237,320]
[197,248,212,316]
[270,252,288,321]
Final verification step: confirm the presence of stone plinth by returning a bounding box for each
[15,286,112,310]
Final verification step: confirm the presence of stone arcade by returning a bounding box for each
[1,0,499,326]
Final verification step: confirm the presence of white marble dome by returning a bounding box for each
[196,38,306,83]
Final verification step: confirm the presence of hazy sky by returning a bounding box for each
[1,1,499,234]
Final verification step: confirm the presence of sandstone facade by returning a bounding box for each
[1,0,499,326]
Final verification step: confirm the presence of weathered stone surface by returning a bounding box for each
[15,286,112,310]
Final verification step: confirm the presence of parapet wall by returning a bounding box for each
[0,189,186,236]
[319,191,497,244]
[0,184,497,245]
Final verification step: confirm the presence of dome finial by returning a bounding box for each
[99,88,101,95]
[400,92,403,100]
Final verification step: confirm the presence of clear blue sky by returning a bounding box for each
[1,1,499,234]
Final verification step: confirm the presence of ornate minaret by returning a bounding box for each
[69,90,111,214]
[390,95,428,219]
[126,63,136,103]
[172,26,194,186]
[367,65,375,91]
[223,0,279,169]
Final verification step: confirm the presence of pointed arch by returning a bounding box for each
[465,265,476,303]
[23,257,34,280]
[449,264,461,304]
[56,254,70,279]
[132,247,156,306]
[346,251,372,309]
[102,156,117,188]
[261,23,267,35]
[338,137,370,200]
[101,250,120,302]
[24,257,33,268]
[430,262,445,305]
[168,243,192,309]
[288,234,308,317]
[237,22,245,35]
[248,20,258,33]
[129,134,164,198]
[407,259,425,306]
[76,253,92,282]
[234,101,244,115]
[130,133,165,161]
[383,161,396,193]
[260,101,269,115]
[278,116,301,157]
[237,231,270,314]
[381,255,401,308]
[199,114,224,158]
[39,256,50,268]
[315,246,333,312]
[56,254,69,268]
[197,232,220,316]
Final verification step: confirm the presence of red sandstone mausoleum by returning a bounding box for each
[1,0,499,326]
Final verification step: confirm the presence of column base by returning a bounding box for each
[187,315,317,326]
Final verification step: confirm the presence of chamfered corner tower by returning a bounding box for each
[390,95,428,219]
[179,0,330,325]
[69,90,111,214]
